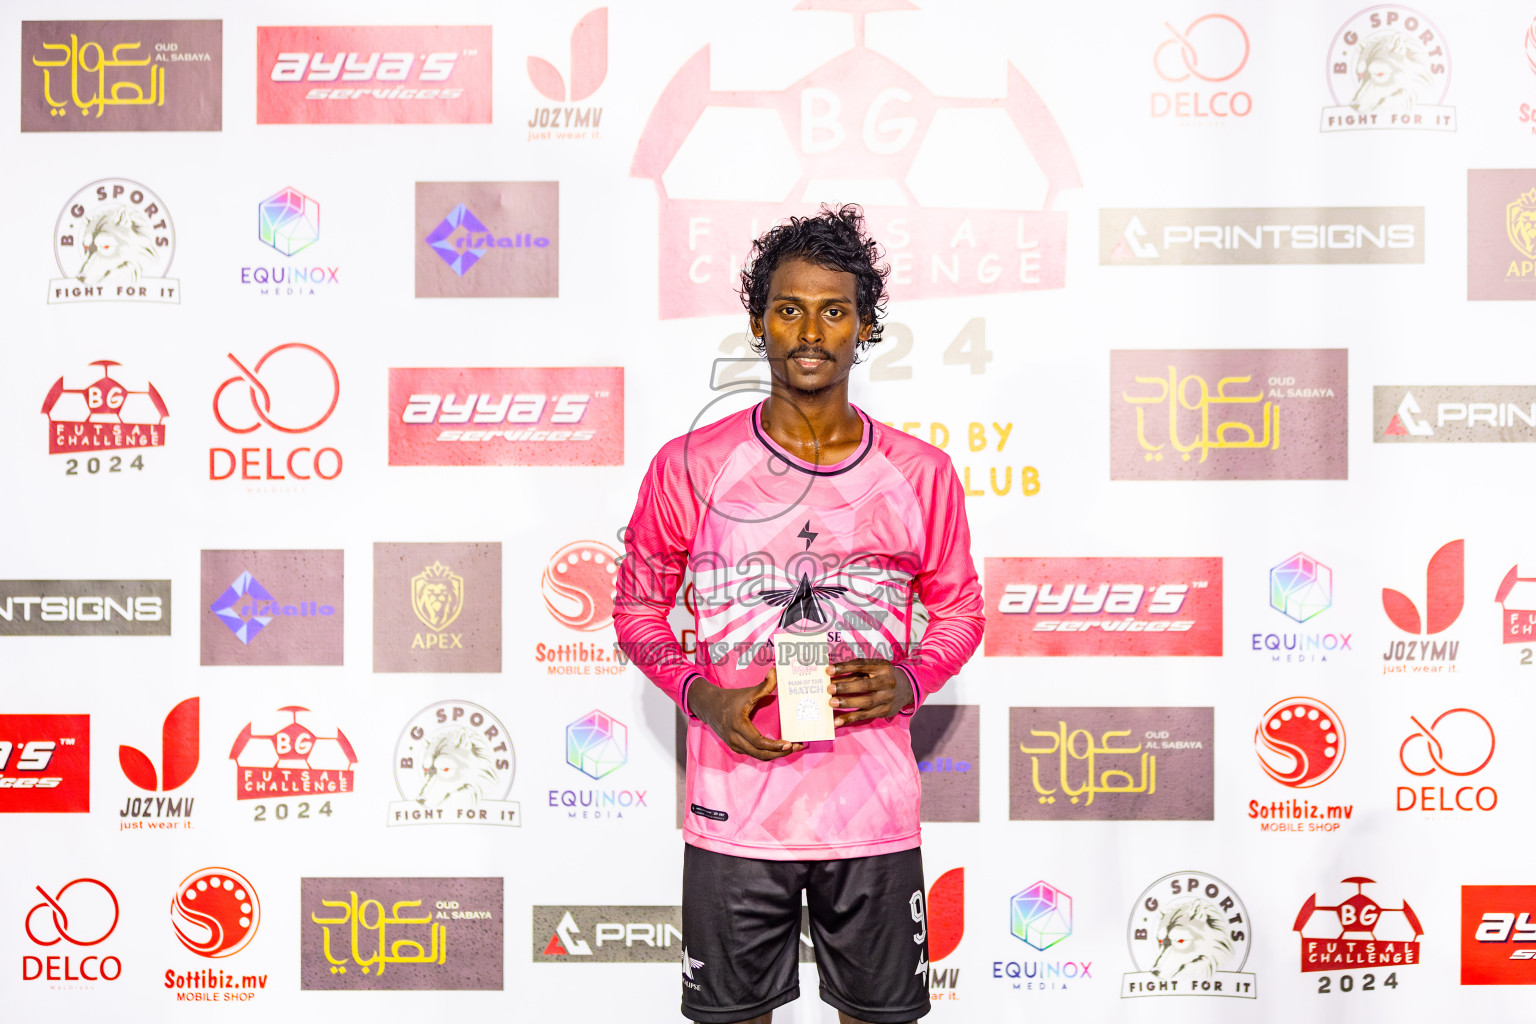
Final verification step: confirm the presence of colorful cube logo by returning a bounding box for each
[1011,881,1072,951]
[259,187,320,256]
[1270,552,1332,623]
[565,711,627,779]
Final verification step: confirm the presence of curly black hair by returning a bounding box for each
[737,204,890,358]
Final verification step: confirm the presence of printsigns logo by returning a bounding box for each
[1123,872,1255,999]
[1397,708,1497,813]
[1462,885,1536,984]
[1151,15,1252,121]
[229,706,356,802]
[388,367,624,466]
[1376,385,1536,441]
[22,21,222,132]
[1496,567,1536,644]
[912,704,980,823]
[1110,350,1347,479]
[1009,707,1213,821]
[1295,878,1422,975]
[210,344,343,482]
[200,550,343,666]
[171,868,259,958]
[43,360,167,458]
[415,183,558,298]
[256,26,491,124]
[533,906,682,962]
[388,701,519,827]
[1101,208,1423,264]
[0,581,168,636]
[374,543,501,673]
[631,1,1081,319]
[0,715,89,813]
[984,557,1222,656]
[49,179,178,304]
[1322,7,1453,131]
[1255,698,1345,789]
[1381,541,1463,671]
[23,878,123,985]
[1469,171,1536,299]
[301,878,503,989]
[542,541,620,632]
[527,8,607,140]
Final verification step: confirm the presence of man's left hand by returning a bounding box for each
[828,659,914,726]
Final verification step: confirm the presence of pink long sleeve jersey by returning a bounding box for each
[615,403,983,860]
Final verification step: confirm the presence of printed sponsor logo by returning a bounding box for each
[533,906,681,963]
[22,20,222,132]
[23,878,123,986]
[1396,707,1497,813]
[170,867,260,958]
[993,878,1093,995]
[256,26,491,124]
[1123,872,1255,999]
[119,697,199,828]
[301,878,503,989]
[881,415,1040,498]
[1151,15,1252,121]
[43,360,167,465]
[209,344,343,484]
[984,557,1223,657]
[1381,540,1462,671]
[229,706,356,803]
[239,187,339,298]
[631,0,1081,319]
[388,367,623,466]
[1469,171,1536,299]
[415,182,558,298]
[1252,553,1352,662]
[1296,878,1421,984]
[527,7,607,140]
[551,709,646,821]
[201,550,343,665]
[912,704,980,823]
[1101,208,1423,264]
[539,541,622,660]
[1249,697,1352,832]
[0,581,169,637]
[0,716,89,813]
[1462,884,1536,984]
[1111,349,1347,480]
[1010,707,1213,821]
[1322,6,1453,132]
[388,701,519,827]
[49,179,179,304]
[1376,385,1536,441]
[373,543,501,672]
[1497,566,1536,645]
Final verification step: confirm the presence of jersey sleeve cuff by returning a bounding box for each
[895,663,921,716]
[680,673,706,718]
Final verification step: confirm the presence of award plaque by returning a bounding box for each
[774,631,834,743]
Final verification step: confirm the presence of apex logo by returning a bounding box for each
[119,697,198,791]
[1382,540,1463,635]
[528,8,607,102]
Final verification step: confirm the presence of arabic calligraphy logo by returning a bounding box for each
[312,892,446,976]
[566,709,627,780]
[528,7,607,101]
[119,696,198,791]
[1383,390,1433,436]
[1154,15,1250,82]
[1400,708,1495,777]
[411,561,464,632]
[26,878,119,946]
[1123,365,1277,463]
[1269,553,1332,622]
[1020,720,1154,806]
[171,868,259,959]
[32,33,165,120]
[1255,697,1345,789]
[42,359,169,454]
[541,540,620,631]
[1011,881,1072,951]
[1382,539,1464,635]
[1507,188,1536,260]
[212,343,340,434]
[258,187,320,256]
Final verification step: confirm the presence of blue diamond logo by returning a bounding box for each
[426,203,490,277]
[210,571,275,645]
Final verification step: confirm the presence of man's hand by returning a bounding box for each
[687,671,806,761]
[828,659,914,726]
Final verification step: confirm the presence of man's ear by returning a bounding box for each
[750,316,764,341]
[858,318,874,343]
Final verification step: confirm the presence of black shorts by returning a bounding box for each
[681,844,931,1024]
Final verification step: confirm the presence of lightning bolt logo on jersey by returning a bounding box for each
[617,404,983,860]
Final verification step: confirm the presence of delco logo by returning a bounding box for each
[1463,885,1536,983]
[985,558,1222,656]
[269,51,461,86]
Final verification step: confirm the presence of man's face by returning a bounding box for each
[752,258,873,397]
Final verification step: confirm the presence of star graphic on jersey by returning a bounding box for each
[797,520,818,550]
[682,945,705,978]
[761,573,848,629]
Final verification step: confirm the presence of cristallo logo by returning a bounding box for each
[541,541,619,631]
[630,0,1080,318]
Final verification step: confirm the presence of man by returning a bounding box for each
[616,205,983,1024]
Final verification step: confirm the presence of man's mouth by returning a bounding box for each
[791,351,830,370]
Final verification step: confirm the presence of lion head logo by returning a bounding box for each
[76,205,160,285]
[411,561,465,632]
[1149,900,1237,981]
[1349,31,1434,115]
[414,726,501,809]
[1507,189,1536,260]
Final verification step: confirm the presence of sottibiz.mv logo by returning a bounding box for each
[1464,885,1536,984]
[984,557,1222,656]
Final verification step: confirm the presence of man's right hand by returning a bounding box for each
[687,670,805,761]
